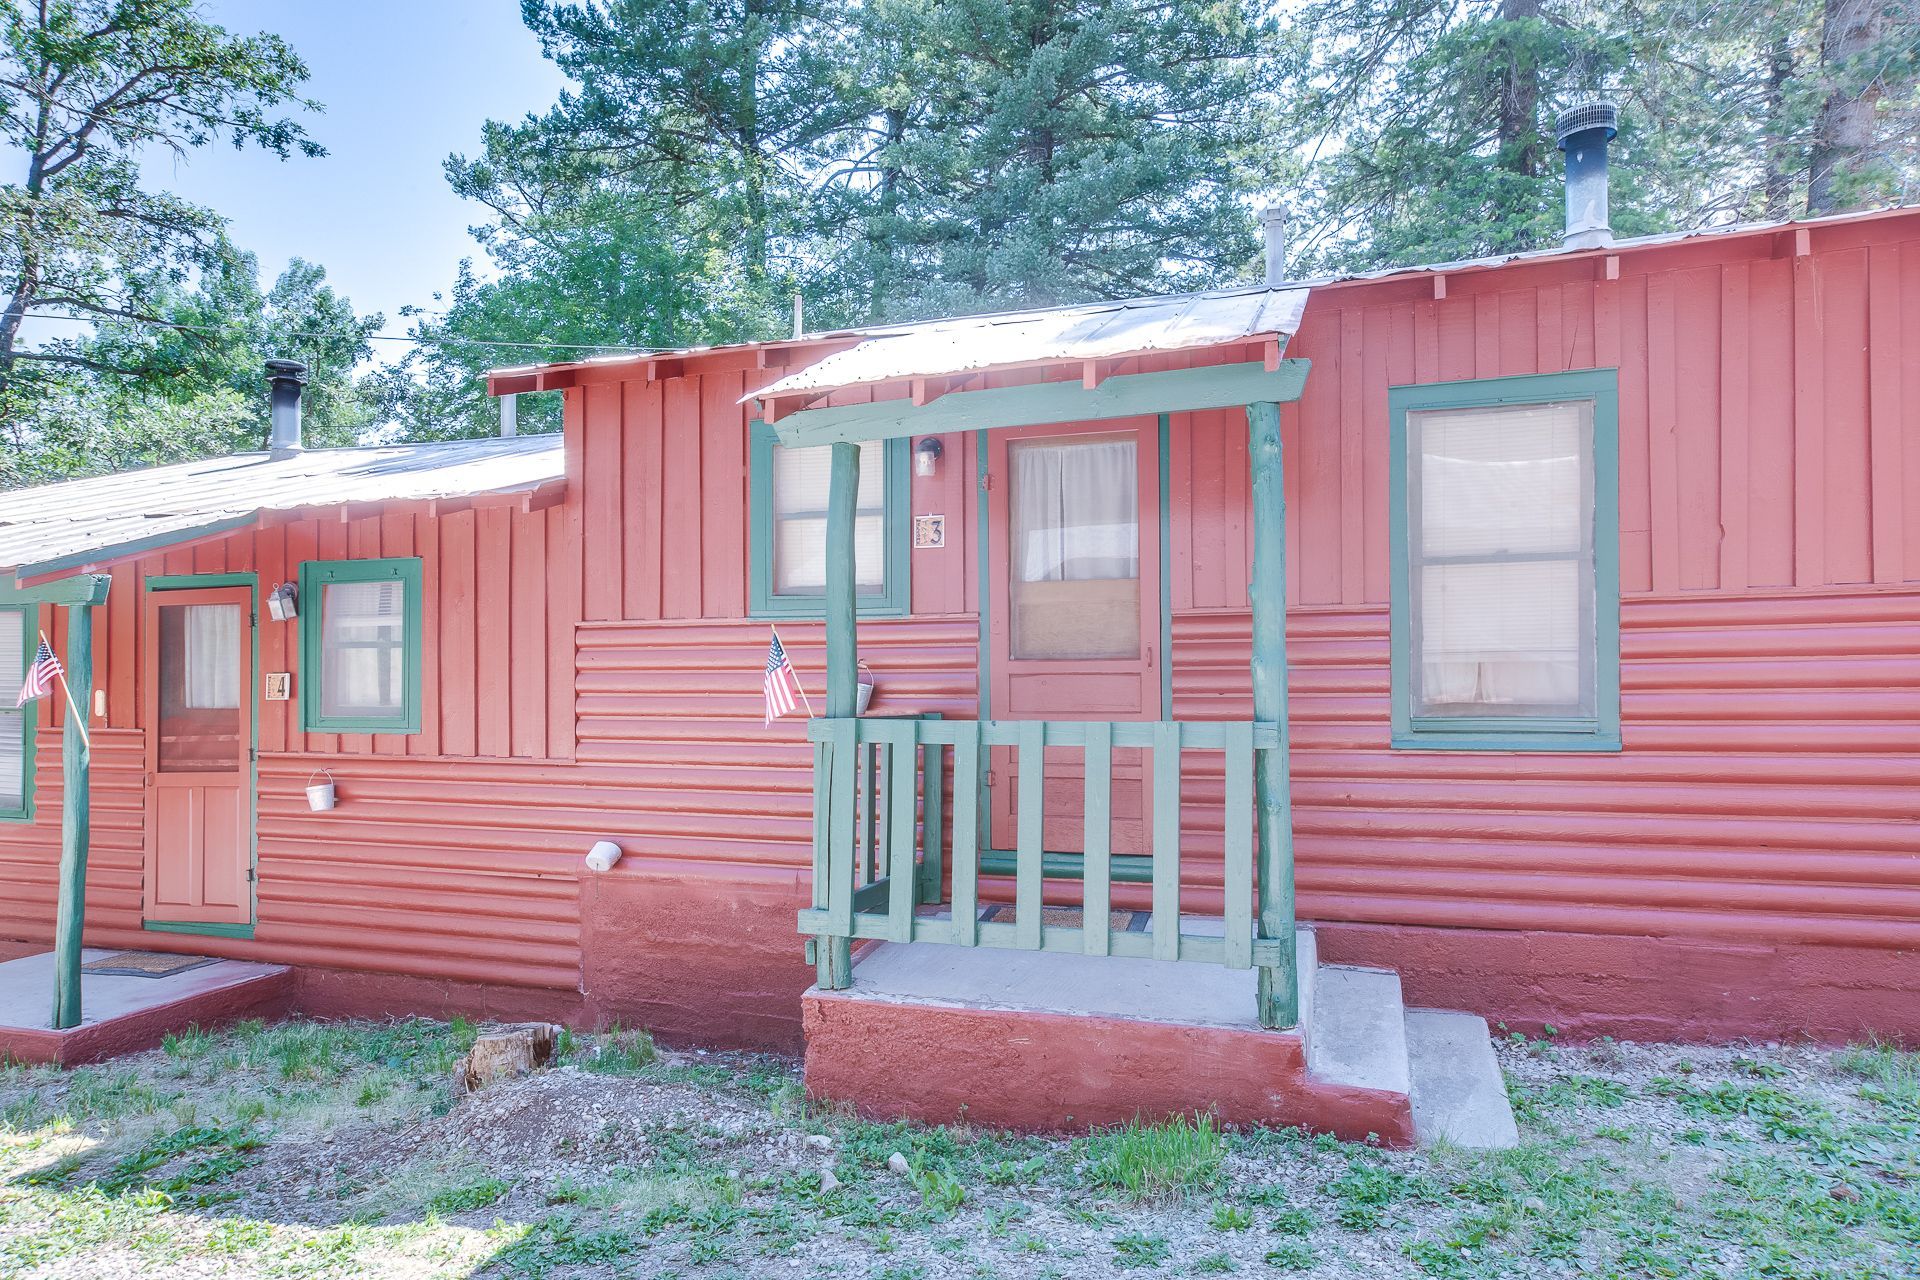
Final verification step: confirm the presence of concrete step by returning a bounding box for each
[1306,964,1410,1097]
[1404,1008,1520,1150]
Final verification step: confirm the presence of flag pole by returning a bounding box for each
[771,624,817,718]
[37,629,89,750]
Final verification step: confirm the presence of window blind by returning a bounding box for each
[771,439,886,594]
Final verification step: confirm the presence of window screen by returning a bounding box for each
[320,580,408,719]
[1008,435,1140,660]
[771,439,887,595]
[300,558,422,733]
[1406,400,1595,720]
[0,608,27,815]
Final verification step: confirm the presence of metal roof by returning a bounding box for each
[749,285,1311,401]
[483,203,1915,398]
[1,433,563,579]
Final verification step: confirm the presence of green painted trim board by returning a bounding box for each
[1387,369,1623,752]
[298,557,425,735]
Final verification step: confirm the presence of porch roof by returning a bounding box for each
[748,284,1311,403]
[0,433,563,583]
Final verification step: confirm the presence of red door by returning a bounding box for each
[143,586,254,926]
[987,418,1161,855]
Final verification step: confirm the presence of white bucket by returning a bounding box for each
[306,770,336,812]
[855,663,875,716]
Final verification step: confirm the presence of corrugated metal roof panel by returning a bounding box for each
[1,433,563,576]
[748,285,1311,401]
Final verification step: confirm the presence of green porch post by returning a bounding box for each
[52,600,95,1030]
[1247,401,1298,1028]
[815,439,861,989]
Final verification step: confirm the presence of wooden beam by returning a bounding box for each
[0,573,110,606]
[1246,401,1297,1030]
[52,601,94,1030]
[767,359,1311,447]
[816,439,861,990]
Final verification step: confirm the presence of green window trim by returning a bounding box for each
[0,604,36,822]
[1388,368,1622,752]
[749,422,911,618]
[299,557,424,734]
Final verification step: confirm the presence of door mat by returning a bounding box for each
[976,904,1150,932]
[80,952,218,978]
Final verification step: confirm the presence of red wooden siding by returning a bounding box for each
[1171,593,1920,950]
[1176,230,1920,608]
[3,210,1916,1039]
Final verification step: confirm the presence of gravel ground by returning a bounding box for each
[2,1019,1915,1279]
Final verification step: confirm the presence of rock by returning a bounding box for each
[820,1168,841,1194]
[1829,1183,1860,1203]
[454,1022,563,1095]
[805,1134,834,1151]
[887,1152,911,1177]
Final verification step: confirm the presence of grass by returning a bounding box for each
[1083,1113,1224,1200]
[2,1023,1918,1278]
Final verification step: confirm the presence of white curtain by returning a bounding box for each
[322,581,406,716]
[0,610,22,809]
[1011,438,1139,583]
[773,439,885,593]
[1411,401,1591,716]
[183,604,240,710]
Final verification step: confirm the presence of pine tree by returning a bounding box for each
[836,0,1279,317]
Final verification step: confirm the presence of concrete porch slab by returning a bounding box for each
[803,931,1418,1144]
[0,949,293,1067]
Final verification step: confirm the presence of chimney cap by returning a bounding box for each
[265,358,309,385]
[1555,101,1618,149]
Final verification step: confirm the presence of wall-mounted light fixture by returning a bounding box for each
[914,436,944,478]
[266,581,299,621]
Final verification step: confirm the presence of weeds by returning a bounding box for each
[1083,1114,1223,1200]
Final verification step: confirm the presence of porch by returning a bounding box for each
[0,949,291,1066]
[762,292,1518,1144]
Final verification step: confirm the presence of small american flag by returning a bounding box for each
[763,632,806,724]
[16,638,60,708]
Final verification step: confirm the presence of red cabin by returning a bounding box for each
[2,199,1916,1138]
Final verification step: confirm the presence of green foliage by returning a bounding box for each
[424,1174,509,1216]
[1278,0,1920,275]
[0,0,335,485]
[580,1026,658,1076]
[1262,1239,1316,1271]
[1209,1201,1253,1231]
[1083,1114,1224,1200]
[1111,1231,1171,1267]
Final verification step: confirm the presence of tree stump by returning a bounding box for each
[453,1022,562,1095]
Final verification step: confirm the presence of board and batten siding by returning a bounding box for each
[1177,227,1920,608]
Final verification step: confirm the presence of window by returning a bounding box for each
[1389,370,1620,751]
[0,607,33,820]
[300,558,423,733]
[749,424,909,616]
[1009,434,1140,659]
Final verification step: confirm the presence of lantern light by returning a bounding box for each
[267,581,299,622]
[914,436,944,477]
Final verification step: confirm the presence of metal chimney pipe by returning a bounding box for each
[265,359,308,459]
[1261,201,1290,286]
[500,392,518,438]
[1555,102,1618,250]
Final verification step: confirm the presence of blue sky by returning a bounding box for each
[122,1,567,355]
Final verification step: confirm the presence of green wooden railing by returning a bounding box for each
[797,716,1299,1007]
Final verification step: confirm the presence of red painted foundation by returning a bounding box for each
[802,988,1417,1144]
[1315,923,1920,1049]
